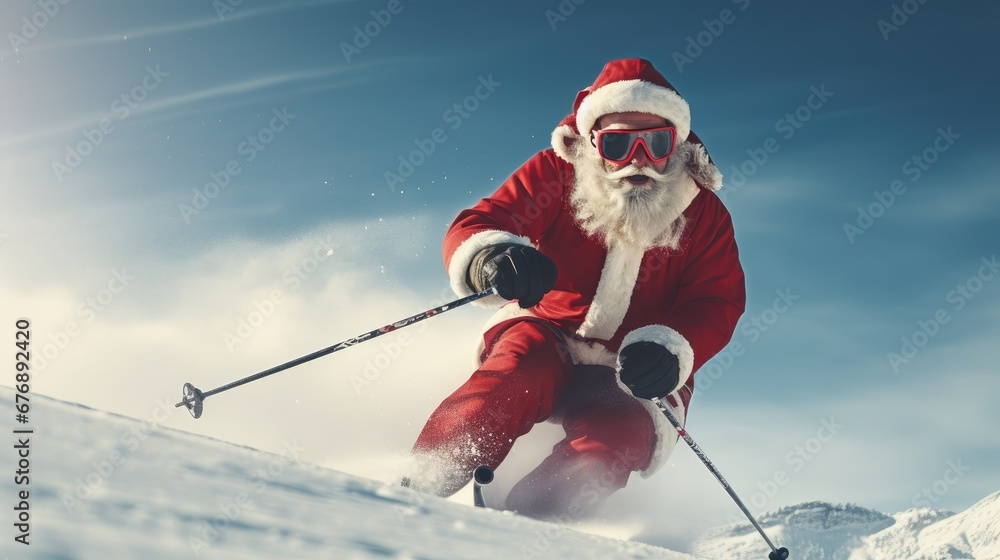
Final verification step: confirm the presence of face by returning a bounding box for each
[592,112,672,184]
[570,111,692,249]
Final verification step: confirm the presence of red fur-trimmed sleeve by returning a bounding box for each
[443,150,570,303]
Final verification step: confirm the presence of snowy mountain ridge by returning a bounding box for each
[703,501,896,539]
[3,387,997,559]
[693,495,1000,559]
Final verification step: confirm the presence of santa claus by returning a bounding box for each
[404,58,746,520]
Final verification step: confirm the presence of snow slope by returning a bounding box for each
[1,387,692,559]
[3,387,997,559]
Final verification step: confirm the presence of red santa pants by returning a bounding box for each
[410,318,657,517]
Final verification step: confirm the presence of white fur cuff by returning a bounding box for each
[618,324,695,392]
[447,230,533,307]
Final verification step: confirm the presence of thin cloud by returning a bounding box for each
[7,0,356,54]
[0,66,358,150]
[0,51,424,152]
[892,162,1000,225]
[136,75,371,130]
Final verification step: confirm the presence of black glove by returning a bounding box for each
[468,244,557,308]
[618,341,680,399]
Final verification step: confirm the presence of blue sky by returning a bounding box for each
[2,0,998,550]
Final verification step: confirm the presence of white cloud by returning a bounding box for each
[0,212,496,485]
[0,66,361,150]
[4,0,356,55]
[895,179,1000,225]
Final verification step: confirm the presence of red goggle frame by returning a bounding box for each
[591,126,677,164]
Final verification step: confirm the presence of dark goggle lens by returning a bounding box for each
[600,132,633,161]
[647,130,673,158]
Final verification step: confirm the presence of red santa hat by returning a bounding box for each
[551,58,722,191]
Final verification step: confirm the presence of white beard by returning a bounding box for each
[568,141,700,250]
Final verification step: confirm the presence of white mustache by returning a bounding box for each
[605,164,670,182]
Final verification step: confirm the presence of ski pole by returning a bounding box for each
[175,287,497,419]
[655,398,789,560]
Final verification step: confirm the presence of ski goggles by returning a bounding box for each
[592,126,677,164]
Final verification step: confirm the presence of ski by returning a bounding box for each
[473,465,494,508]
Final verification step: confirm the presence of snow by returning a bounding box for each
[693,499,1000,560]
[694,502,895,559]
[3,387,691,559]
[851,492,1000,560]
[4,386,997,559]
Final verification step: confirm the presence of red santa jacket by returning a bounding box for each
[443,148,746,396]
